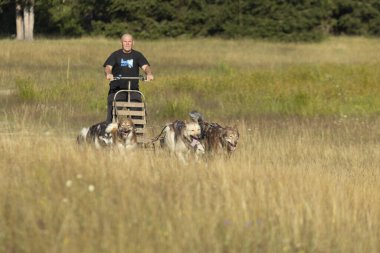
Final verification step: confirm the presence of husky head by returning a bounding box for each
[77,122,114,149]
[182,121,202,141]
[98,128,114,147]
[118,117,136,138]
[222,126,239,152]
[104,118,137,150]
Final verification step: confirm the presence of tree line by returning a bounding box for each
[1,0,380,41]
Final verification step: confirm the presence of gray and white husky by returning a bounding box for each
[152,120,205,164]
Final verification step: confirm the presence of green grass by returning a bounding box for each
[1,36,380,130]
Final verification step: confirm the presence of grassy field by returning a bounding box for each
[1,36,380,129]
[0,37,380,252]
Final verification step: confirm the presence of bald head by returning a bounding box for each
[121,33,133,41]
[120,33,134,53]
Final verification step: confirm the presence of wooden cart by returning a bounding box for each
[111,76,151,146]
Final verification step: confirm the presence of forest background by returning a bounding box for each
[1,0,380,41]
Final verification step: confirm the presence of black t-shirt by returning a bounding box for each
[103,49,149,91]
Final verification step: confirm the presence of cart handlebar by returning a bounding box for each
[111,75,146,81]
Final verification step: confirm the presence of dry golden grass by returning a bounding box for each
[1,37,380,252]
[1,117,379,253]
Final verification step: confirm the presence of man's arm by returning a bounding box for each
[142,64,154,81]
[104,65,113,80]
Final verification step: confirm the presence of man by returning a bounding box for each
[103,33,153,123]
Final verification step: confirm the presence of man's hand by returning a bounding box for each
[104,65,113,80]
[106,73,114,80]
[146,74,154,81]
[142,65,153,82]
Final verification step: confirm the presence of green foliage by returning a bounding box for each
[0,0,11,13]
[331,0,380,36]
[3,0,380,41]
[0,0,14,36]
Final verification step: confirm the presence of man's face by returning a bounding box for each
[121,35,133,52]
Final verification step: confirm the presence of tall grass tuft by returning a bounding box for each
[15,78,39,102]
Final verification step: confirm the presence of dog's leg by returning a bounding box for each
[116,143,125,152]
[194,143,205,163]
[174,139,190,165]
[164,127,176,153]
[176,151,188,165]
[94,137,102,149]
[124,132,138,151]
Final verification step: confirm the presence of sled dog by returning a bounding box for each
[189,111,239,155]
[152,120,205,164]
[77,117,137,150]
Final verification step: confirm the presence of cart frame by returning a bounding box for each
[111,76,149,145]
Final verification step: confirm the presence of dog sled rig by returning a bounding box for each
[110,76,205,152]
[110,75,154,148]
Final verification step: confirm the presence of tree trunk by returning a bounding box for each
[24,2,34,41]
[16,3,24,40]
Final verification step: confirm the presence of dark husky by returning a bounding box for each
[189,111,239,155]
[77,118,137,150]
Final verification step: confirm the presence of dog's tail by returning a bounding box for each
[77,127,89,145]
[105,122,118,133]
